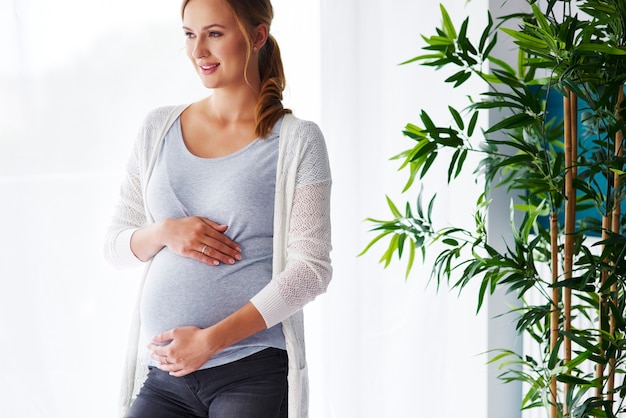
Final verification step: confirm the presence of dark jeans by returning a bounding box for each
[125,348,288,418]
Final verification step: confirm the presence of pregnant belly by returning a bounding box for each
[140,249,271,338]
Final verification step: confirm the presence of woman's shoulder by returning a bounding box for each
[135,104,189,147]
[281,114,325,144]
[131,104,189,162]
[141,104,189,129]
[280,114,331,181]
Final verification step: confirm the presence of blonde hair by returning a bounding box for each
[181,0,292,138]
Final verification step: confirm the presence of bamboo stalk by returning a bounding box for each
[607,86,624,399]
[563,90,576,415]
[597,215,610,398]
[550,210,559,418]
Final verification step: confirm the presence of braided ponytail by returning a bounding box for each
[255,34,292,137]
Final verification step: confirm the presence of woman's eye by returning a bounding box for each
[208,31,222,38]
[184,31,195,39]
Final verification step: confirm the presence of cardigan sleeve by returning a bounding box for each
[104,105,191,271]
[251,121,332,328]
[103,134,147,269]
[104,106,184,269]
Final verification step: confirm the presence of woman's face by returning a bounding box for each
[182,0,253,90]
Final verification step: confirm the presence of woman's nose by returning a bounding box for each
[192,38,209,59]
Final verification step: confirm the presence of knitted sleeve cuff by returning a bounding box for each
[250,281,298,329]
[106,228,144,269]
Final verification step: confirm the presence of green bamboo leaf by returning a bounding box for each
[404,201,413,218]
[564,350,592,370]
[487,350,516,364]
[467,111,479,136]
[397,233,406,259]
[409,141,437,163]
[423,58,460,68]
[401,164,419,193]
[451,70,472,87]
[420,111,438,135]
[487,55,516,75]
[486,113,535,133]
[445,70,465,84]
[486,138,538,154]
[449,106,464,130]
[556,375,593,385]
[501,27,549,50]
[425,30,450,48]
[521,388,540,408]
[380,233,400,267]
[579,3,616,15]
[576,43,626,55]
[479,73,501,84]
[448,149,460,181]
[439,4,457,39]
[561,330,600,353]
[427,193,436,221]
[520,199,546,240]
[477,276,489,313]
[386,195,402,218]
[547,338,562,369]
[358,229,393,256]
[420,150,438,178]
[531,3,551,34]
[405,239,416,279]
[455,149,467,178]
[472,100,526,111]
[483,34,498,59]
[402,123,429,142]
[415,188,425,218]
[478,12,493,53]
[457,20,477,56]
[425,35,455,46]
[400,53,446,66]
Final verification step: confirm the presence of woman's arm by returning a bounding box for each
[251,179,332,327]
[252,119,333,327]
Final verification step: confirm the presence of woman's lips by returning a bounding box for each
[199,63,219,74]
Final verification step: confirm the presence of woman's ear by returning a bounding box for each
[252,23,269,51]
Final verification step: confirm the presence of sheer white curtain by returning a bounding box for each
[313,1,492,417]
[1,1,496,417]
[1,2,194,417]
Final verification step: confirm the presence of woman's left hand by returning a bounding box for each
[148,326,222,377]
[147,302,267,377]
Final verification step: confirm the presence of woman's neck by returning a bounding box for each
[204,84,259,124]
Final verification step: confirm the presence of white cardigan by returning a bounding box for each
[104,104,332,417]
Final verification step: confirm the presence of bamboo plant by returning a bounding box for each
[361,1,626,416]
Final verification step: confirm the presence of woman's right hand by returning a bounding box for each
[130,216,242,266]
[161,216,241,265]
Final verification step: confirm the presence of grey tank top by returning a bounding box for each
[141,117,285,369]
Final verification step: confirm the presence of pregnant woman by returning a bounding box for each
[104,0,332,416]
